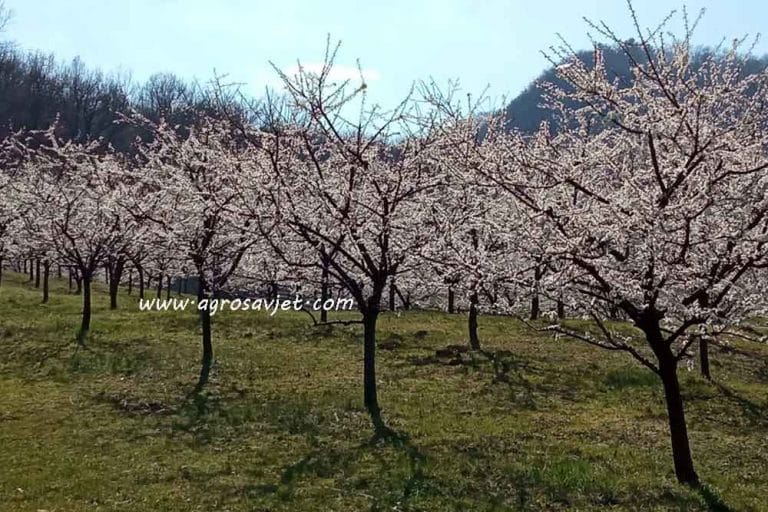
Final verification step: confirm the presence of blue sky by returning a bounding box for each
[2,0,767,108]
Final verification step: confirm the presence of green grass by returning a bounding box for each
[1,271,767,511]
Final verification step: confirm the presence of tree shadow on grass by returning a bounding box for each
[405,345,542,409]
[96,386,253,446]
[714,382,768,427]
[693,482,734,512]
[221,412,430,511]
[479,349,540,407]
[95,390,177,416]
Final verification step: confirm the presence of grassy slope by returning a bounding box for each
[1,272,767,511]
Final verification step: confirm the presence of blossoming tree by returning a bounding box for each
[129,113,258,392]
[12,126,136,343]
[483,12,768,484]
[256,45,445,431]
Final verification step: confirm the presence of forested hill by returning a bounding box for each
[2,39,768,145]
[0,43,245,153]
[504,44,768,133]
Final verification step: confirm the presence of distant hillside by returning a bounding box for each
[504,44,768,133]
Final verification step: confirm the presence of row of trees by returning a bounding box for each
[2,7,768,487]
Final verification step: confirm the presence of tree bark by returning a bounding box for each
[108,258,125,310]
[557,296,565,319]
[395,286,411,311]
[361,292,393,437]
[269,281,278,301]
[34,259,41,288]
[659,355,699,485]
[320,262,329,323]
[699,337,711,381]
[166,275,171,300]
[468,291,480,350]
[138,266,145,299]
[388,278,396,312]
[643,318,699,486]
[195,277,213,393]
[156,273,163,299]
[128,269,133,295]
[28,259,33,281]
[448,286,455,314]
[362,309,380,417]
[78,273,92,345]
[530,266,542,320]
[530,293,540,320]
[74,269,82,295]
[42,260,50,303]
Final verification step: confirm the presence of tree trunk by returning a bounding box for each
[138,266,145,299]
[28,259,33,281]
[42,260,50,303]
[362,309,380,417]
[156,273,163,299]
[68,267,73,290]
[74,269,82,295]
[195,277,213,393]
[34,259,41,288]
[658,355,699,485]
[108,258,125,310]
[699,337,711,381]
[57,264,62,278]
[557,294,565,319]
[128,269,133,295]
[468,291,480,350]
[642,316,699,486]
[320,262,329,323]
[269,281,278,301]
[530,264,544,320]
[530,293,540,320]
[78,273,92,346]
[447,286,455,314]
[395,286,411,311]
[166,275,171,300]
[388,278,396,312]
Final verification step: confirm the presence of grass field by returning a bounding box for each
[1,271,767,511]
